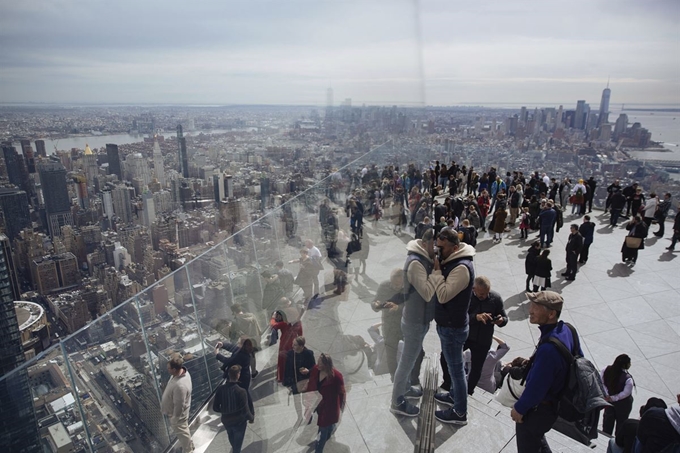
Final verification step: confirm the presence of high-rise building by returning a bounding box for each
[20,140,36,174]
[141,190,156,227]
[30,252,79,294]
[2,145,32,196]
[111,185,134,224]
[153,138,166,187]
[614,113,629,140]
[83,144,99,191]
[38,161,73,237]
[598,84,611,127]
[177,125,189,178]
[34,140,46,158]
[0,188,31,241]
[574,100,586,130]
[125,152,151,188]
[106,143,122,180]
[0,234,41,452]
[179,137,189,178]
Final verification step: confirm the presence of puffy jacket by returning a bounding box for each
[402,240,438,325]
[430,243,476,328]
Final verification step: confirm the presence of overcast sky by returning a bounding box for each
[0,0,678,106]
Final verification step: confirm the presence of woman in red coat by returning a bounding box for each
[270,309,303,382]
[307,354,346,453]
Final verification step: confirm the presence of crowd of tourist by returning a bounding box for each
[197,161,680,453]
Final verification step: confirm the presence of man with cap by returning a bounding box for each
[510,291,582,453]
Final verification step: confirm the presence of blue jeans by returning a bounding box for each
[223,420,247,453]
[316,424,335,453]
[539,224,553,246]
[391,320,429,403]
[437,324,469,415]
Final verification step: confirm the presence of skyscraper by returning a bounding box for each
[152,137,166,187]
[111,185,134,224]
[0,188,31,241]
[141,190,156,227]
[2,145,32,196]
[598,83,611,127]
[83,144,99,192]
[20,140,36,173]
[574,100,586,130]
[177,125,189,178]
[0,234,41,452]
[106,143,122,180]
[38,161,73,237]
[34,140,46,158]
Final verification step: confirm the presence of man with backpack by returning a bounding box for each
[511,291,581,452]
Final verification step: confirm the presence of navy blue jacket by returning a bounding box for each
[515,321,583,415]
[579,221,595,246]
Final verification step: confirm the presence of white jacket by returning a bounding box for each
[643,197,658,219]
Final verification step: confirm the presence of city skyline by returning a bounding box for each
[0,0,678,106]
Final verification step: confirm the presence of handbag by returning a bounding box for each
[494,374,526,407]
[625,236,642,249]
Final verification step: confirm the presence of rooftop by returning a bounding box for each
[191,202,679,453]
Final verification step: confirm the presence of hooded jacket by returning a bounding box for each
[430,243,476,328]
[402,239,438,325]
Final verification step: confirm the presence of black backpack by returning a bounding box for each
[545,323,611,422]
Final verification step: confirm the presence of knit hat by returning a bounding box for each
[666,406,680,435]
[526,291,564,311]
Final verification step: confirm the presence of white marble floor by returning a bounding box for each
[195,208,680,453]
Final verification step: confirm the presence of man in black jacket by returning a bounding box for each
[508,185,521,225]
[213,365,254,453]
[605,179,621,213]
[578,215,595,264]
[654,193,672,237]
[610,190,627,226]
[585,176,597,213]
[464,276,507,395]
[562,224,583,281]
[668,202,680,252]
[622,182,638,217]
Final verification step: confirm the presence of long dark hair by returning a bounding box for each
[318,353,335,380]
[603,354,631,392]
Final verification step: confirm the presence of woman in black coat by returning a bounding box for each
[532,249,552,291]
[524,241,541,292]
[283,336,316,394]
[621,215,647,264]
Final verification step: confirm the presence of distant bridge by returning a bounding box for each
[639,160,680,168]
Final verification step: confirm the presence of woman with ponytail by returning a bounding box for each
[601,354,635,437]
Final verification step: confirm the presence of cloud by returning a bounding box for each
[0,0,677,105]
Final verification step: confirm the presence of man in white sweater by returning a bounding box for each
[161,354,194,452]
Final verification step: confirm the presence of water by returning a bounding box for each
[16,129,235,154]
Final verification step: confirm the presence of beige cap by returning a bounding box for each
[526,291,564,311]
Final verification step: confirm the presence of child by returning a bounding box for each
[519,207,530,239]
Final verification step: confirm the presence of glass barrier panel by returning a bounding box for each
[183,247,228,394]
[1,348,68,452]
[61,301,172,452]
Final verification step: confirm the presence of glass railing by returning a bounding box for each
[2,137,677,453]
[0,140,403,452]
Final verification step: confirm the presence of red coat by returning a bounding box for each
[307,366,346,427]
[270,320,303,382]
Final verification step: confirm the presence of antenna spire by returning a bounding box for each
[607,76,610,89]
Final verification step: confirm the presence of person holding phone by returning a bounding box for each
[463,276,507,395]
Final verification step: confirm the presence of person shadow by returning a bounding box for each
[596,226,614,235]
[658,250,677,262]
[607,262,634,278]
